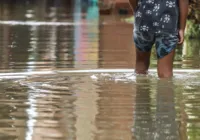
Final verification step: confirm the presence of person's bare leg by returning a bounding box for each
[157,50,175,78]
[135,49,151,74]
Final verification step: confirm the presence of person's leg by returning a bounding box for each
[157,49,175,78]
[134,31,154,74]
[135,49,151,74]
[155,33,178,78]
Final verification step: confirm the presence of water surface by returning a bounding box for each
[0,0,200,140]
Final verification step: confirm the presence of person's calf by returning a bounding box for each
[135,50,151,74]
[135,62,149,74]
[157,50,175,78]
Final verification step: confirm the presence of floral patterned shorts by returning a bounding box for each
[133,31,179,59]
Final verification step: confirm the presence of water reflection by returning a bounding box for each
[133,78,179,140]
[155,80,178,139]
[0,0,200,72]
[0,0,101,72]
[0,0,200,140]
[95,80,135,140]
[133,78,154,140]
[1,72,200,139]
[24,77,77,140]
[73,0,99,68]
[182,39,200,68]
[0,75,77,140]
[180,74,200,140]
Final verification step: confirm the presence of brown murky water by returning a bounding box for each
[0,0,200,140]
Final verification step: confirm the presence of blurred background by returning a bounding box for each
[0,0,199,72]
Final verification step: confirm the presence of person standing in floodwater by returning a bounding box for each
[129,0,189,78]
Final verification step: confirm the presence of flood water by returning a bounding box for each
[0,0,200,140]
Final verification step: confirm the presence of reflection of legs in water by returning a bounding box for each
[155,79,179,140]
[133,78,179,140]
[133,77,154,140]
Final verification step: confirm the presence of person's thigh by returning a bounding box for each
[134,31,155,52]
[155,33,178,78]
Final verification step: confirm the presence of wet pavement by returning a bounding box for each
[0,0,200,140]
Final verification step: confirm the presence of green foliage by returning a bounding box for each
[185,20,200,39]
[183,39,200,58]
[188,0,200,23]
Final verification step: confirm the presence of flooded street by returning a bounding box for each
[0,0,200,140]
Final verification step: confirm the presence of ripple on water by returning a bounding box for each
[0,71,200,139]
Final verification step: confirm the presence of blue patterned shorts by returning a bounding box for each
[133,31,179,59]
